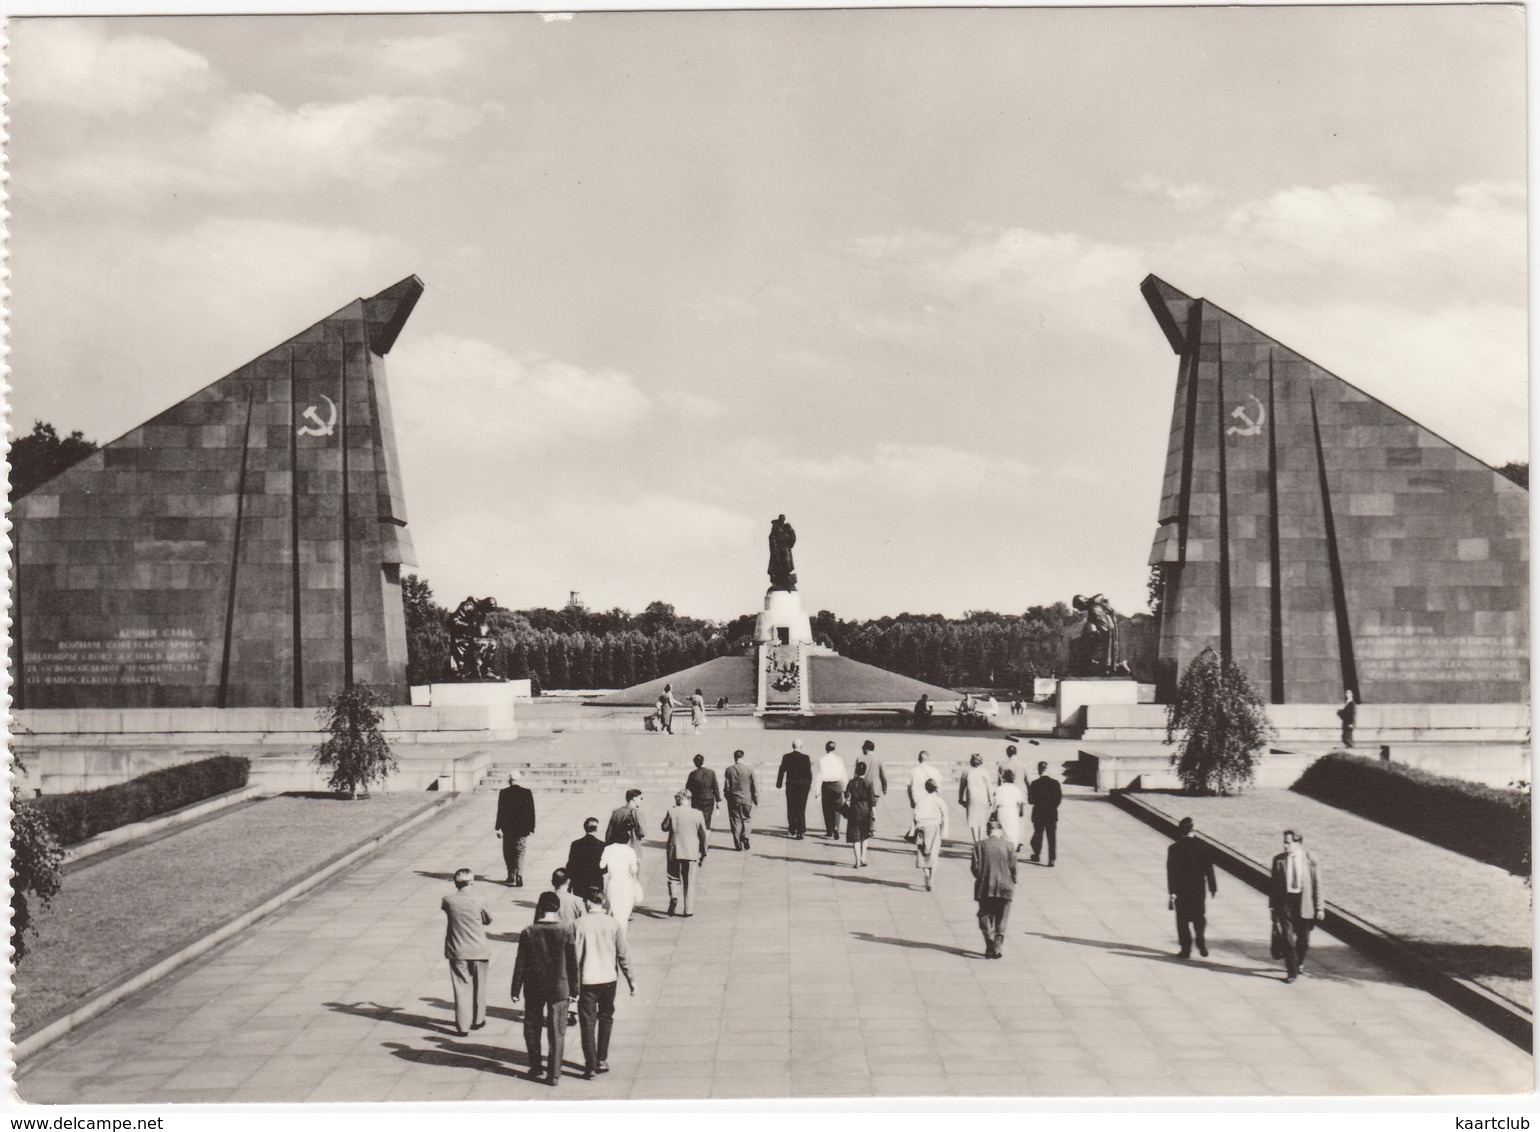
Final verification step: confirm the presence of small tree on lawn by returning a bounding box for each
[1165,646,1276,795]
[314,684,398,799]
[11,759,64,962]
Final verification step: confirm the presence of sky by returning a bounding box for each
[7,7,1528,624]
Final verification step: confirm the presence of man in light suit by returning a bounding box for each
[723,749,759,851]
[440,868,493,1035]
[971,818,1017,959]
[661,790,709,916]
[1269,829,1324,983]
[858,739,888,834]
[494,771,537,886]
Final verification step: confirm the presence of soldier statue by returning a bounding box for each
[447,596,500,682]
[768,514,798,591]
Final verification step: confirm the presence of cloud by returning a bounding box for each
[1125,174,1219,211]
[10,19,210,115]
[389,334,652,450]
[743,440,1033,500]
[656,389,729,423]
[373,32,477,78]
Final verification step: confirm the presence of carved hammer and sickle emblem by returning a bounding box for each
[1226,394,1266,437]
[297,394,338,437]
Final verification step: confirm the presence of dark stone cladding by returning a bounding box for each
[1142,275,1528,705]
[12,277,424,709]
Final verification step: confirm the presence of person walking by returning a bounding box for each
[997,744,1021,787]
[1028,761,1062,866]
[600,830,642,926]
[661,790,709,916]
[905,750,943,841]
[440,868,492,1036]
[684,753,723,836]
[606,789,647,859]
[510,891,579,1086]
[858,739,888,835]
[993,767,1025,852]
[777,739,813,839]
[971,818,1017,958]
[912,778,950,891]
[657,684,679,734]
[566,817,607,898]
[1166,817,1218,958]
[723,749,759,851]
[494,770,537,887]
[1338,689,1357,748]
[689,688,706,733]
[1269,829,1324,983]
[960,753,995,843]
[844,762,876,868]
[547,868,586,928]
[573,887,636,1079]
[815,741,848,839]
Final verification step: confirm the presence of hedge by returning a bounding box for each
[25,756,252,847]
[1292,753,1530,876]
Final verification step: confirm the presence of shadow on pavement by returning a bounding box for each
[851,931,975,958]
[382,1039,531,1079]
[1025,932,1280,980]
[816,871,915,890]
[323,1000,460,1034]
[755,852,837,867]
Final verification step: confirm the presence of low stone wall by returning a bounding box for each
[1081,702,1530,744]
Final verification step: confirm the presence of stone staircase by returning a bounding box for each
[474,760,712,795]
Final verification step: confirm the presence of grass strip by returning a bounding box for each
[1138,788,1532,1010]
[14,792,445,1038]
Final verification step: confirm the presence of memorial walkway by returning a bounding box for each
[15,742,1530,1103]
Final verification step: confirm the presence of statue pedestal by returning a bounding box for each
[1056,677,1140,735]
[754,587,814,646]
[409,681,524,736]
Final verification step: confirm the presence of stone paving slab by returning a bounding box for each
[12,737,1533,1103]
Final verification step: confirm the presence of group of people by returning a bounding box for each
[455,742,1329,1086]
[646,683,709,734]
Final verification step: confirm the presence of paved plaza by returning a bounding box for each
[15,735,1533,1103]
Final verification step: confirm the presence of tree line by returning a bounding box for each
[405,575,1157,691]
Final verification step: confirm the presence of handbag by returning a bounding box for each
[1269,917,1286,960]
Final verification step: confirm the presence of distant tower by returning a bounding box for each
[566,591,586,612]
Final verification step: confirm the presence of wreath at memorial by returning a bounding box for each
[767,655,800,693]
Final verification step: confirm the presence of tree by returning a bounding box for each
[1498,461,1529,489]
[402,573,449,685]
[10,759,63,963]
[1165,647,1276,795]
[10,420,98,501]
[313,684,398,798]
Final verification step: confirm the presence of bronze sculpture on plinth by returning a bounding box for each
[1071,593,1126,677]
[768,514,797,591]
[447,596,500,681]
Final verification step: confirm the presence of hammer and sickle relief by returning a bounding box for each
[1226,394,1266,437]
[296,394,338,437]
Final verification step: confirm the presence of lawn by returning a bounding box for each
[14,792,448,1038]
[1137,789,1533,1010]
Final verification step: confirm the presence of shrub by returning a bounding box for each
[30,755,251,847]
[11,756,64,964]
[1294,753,1531,876]
[314,684,398,798]
[1165,646,1275,795]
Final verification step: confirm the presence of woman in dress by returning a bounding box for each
[844,760,876,868]
[994,767,1026,853]
[600,829,642,926]
[690,687,706,733]
[912,777,950,891]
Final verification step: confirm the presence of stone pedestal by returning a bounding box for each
[754,587,814,646]
[412,682,522,735]
[1057,677,1141,734]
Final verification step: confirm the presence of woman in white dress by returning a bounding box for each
[912,778,951,892]
[993,767,1026,853]
[600,833,642,924]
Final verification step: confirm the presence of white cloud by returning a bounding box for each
[374,32,476,78]
[10,19,210,115]
[1125,174,1218,211]
[389,335,652,450]
[657,388,729,423]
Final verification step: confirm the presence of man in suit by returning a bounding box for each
[605,789,647,861]
[441,868,492,1035]
[1027,761,1063,866]
[510,891,580,1085]
[1166,816,1218,958]
[723,748,759,851]
[573,887,635,1079]
[971,818,1017,958]
[1270,829,1324,983]
[776,740,813,839]
[495,771,537,887]
[566,817,606,898]
[1338,689,1357,748]
[858,739,888,833]
[661,790,709,916]
[684,753,723,837]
